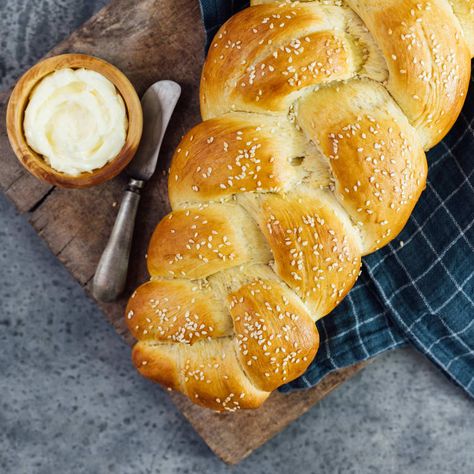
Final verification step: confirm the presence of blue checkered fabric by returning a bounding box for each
[198,0,474,398]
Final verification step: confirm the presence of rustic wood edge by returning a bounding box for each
[174,361,371,464]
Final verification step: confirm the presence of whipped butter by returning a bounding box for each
[24,68,127,175]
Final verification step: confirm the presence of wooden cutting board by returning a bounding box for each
[0,0,368,463]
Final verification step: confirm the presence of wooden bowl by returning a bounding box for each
[6,53,143,188]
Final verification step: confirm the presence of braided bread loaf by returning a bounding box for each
[126,0,474,411]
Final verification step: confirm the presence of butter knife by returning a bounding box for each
[93,80,181,302]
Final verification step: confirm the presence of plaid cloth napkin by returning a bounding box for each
[198,0,474,398]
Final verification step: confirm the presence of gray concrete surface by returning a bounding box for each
[0,1,473,473]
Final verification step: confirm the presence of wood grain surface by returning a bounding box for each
[0,0,369,464]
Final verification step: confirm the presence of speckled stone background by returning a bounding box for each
[0,1,473,473]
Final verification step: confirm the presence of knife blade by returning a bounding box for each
[127,80,181,180]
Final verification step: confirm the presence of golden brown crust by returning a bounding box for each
[125,280,232,344]
[146,204,271,280]
[229,278,319,391]
[127,0,472,410]
[229,29,355,113]
[449,0,474,56]
[296,79,428,254]
[347,0,471,149]
[168,113,307,208]
[132,339,271,411]
[201,2,357,118]
[256,189,362,317]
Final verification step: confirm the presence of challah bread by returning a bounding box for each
[126,0,473,411]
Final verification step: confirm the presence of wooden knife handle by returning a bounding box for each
[93,178,144,302]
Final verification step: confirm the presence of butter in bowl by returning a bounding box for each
[6,54,143,188]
